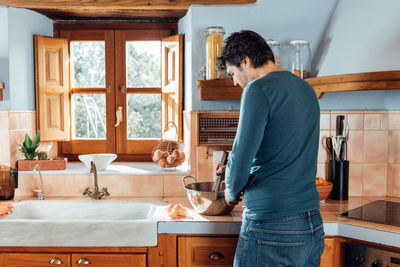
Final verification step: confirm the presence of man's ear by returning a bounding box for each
[243,56,253,69]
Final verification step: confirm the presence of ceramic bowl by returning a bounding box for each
[78,153,117,171]
[317,181,333,201]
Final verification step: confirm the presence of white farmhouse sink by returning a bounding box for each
[0,200,165,247]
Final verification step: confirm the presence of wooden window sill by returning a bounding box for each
[18,162,190,175]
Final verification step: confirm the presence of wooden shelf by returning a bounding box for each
[197,80,242,100]
[306,70,400,98]
[0,82,4,101]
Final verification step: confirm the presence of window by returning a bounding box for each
[34,24,182,161]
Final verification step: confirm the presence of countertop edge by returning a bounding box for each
[158,221,400,248]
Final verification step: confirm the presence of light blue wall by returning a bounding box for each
[178,0,400,111]
[0,6,10,110]
[6,7,53,111]
[316,0,400,110]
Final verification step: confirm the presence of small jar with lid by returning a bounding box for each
[266,39,281,67]
[289,39,311,79]
[206,26,225,80]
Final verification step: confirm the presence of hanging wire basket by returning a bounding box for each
[152,121,185,168]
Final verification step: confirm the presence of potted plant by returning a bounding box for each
[17,131,68,171]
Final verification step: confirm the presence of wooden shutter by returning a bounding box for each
[161,34,183,140]
[34,35,70,141]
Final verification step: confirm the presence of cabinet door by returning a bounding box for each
[71,253,146,267]
[320,237,346,267]
[4,253,69,267]
[178,236,238,267]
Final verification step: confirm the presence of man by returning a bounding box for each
[217,30,324,266]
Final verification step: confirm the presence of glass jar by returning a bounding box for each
[206,26,225,80]
[266,39,281,67]
[289,39,311,79]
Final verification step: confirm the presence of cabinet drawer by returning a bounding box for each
[5,253,70,267]
[71,253,146,267]
[178,236,238,266]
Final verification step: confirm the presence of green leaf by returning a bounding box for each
[32,131,40,147]
[24,133,32,149]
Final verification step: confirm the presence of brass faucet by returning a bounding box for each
[83,161,110,200]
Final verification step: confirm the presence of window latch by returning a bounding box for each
[115,106,123,127]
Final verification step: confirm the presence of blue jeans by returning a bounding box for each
[234,209,325,267]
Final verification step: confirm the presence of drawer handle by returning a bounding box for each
[76,257,92,264]
[209,251,224,260]
[49,257,64,265]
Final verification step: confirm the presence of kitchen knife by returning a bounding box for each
[337,115,345,136]
[212,151,229,192]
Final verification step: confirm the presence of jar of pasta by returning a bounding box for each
[206,26,225,80]
[266,39,281,67]
[289,39,311,79]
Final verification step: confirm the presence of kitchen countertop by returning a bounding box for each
[3,196,400,248]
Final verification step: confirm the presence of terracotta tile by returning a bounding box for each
[32,174,67,197]
[394,113,400,130]
[364,114,381,130]
[388,131,394,164]
[392,130,400,164]
[132,175,163,197]
[364,131,388,163]
[0,130,10,165]
[164,175,187,197]
[362,164,387,196]
[381,113,389,130]
[387,164,393,197]
[392,164,400,197]
[348,164,363,196]
[0,112,9,129]
[65,174,92,196]
[318,131,330,164]
[9,130,30,166]
[8,111,35,131]
[316,164,327,179]
[346,131,363,163]
[14,174,34,197]
[347,113,363,131]
[197,163,214,182]
[320,113,330,131]
[97,175,132,196]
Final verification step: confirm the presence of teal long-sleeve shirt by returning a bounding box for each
[225,71,320,220]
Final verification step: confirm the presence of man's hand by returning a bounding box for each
[224,189,242,207]
[215,162,226,176]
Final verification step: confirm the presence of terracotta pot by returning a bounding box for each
[17,158,68,171]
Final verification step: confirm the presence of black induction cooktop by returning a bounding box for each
[340,200,400,227]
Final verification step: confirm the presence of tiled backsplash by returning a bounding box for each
[1,110,400,198]
[188,110,400,198]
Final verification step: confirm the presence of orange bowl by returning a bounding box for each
[317,181,333,201]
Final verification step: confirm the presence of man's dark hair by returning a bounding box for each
[218,30,274,70]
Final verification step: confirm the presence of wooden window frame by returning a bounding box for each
[53,23,178,161]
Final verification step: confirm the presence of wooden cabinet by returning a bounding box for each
[178,236,238,267]
[71,254,145,267]
[3,253,70,267]
[320,236,346,267]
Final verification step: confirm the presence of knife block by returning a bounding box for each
[329,160,349,200]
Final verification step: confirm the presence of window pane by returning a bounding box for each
[71,41,105,88]
[127,94,161,139]
[72,94,106,139]
[126,41,161,88]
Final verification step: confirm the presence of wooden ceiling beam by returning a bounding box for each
[1,0,256,10]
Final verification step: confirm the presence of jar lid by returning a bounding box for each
[290,39,310,45]
[266,39,280,46]
[206,26,225,35]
